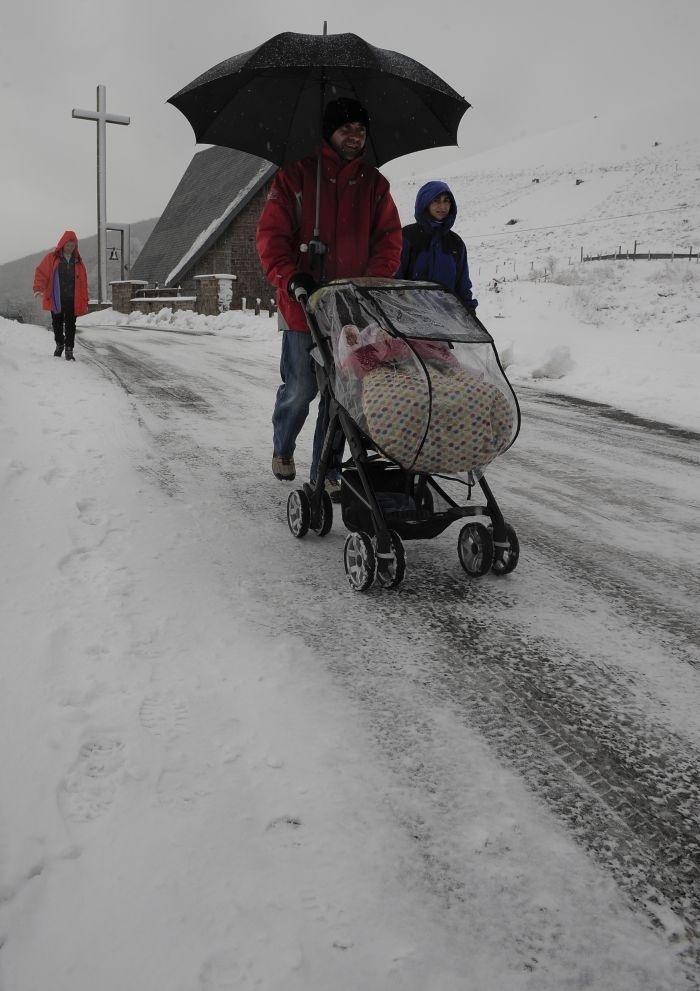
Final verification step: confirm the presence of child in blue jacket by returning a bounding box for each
[396,180,478,310]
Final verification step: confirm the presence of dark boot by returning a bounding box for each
[54,343,64,357]
[65,347,75,361]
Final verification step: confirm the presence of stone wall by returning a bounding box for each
[178,185,275,309]
[194,275,236,316]
[111,280,147,313]
[109,277,274,318]
[128,297,196,316]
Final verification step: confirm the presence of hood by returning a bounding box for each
[414,180,457,232]
[56,230,80,254]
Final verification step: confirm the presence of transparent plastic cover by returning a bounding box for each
[308,279,519,474]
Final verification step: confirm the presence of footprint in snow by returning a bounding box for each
[4,459,28,485]
[155,765,211,811]
[199,941,303,990]
[58,736,126,823]
[75,497,103,526]
[265,815,303,847]
[139,693,191,739]
[41,466,65,485]
[56,526,122,573]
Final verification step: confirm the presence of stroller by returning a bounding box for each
[286,277,521,591]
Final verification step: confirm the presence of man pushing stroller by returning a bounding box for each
[256,98,403,498]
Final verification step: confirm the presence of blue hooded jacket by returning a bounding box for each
[396,180,477,309]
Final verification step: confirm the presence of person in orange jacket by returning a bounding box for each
[256,98,402,495]
[33,230,89,361]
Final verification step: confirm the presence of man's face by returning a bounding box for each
[330,122,366,161]
[63,239,76,254]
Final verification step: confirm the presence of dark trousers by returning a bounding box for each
[51,304,76,348]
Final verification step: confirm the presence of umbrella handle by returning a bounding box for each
[311,63,328,278]
[314,129,323,235]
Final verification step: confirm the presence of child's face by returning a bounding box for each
[344,326,359,346]
[428,193,452,221]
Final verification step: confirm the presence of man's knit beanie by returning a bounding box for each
[322,98,370,143]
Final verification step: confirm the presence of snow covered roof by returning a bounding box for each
[130,146,276,287]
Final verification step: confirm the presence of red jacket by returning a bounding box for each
[33,230,90,316]
[256,144,402,331]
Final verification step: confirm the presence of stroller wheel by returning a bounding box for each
[343,531,377,591]
[311,490,334,537]
[491,523,520,576]
[458,522,494,577]
[287,489,310,538]
[373,530,406,589]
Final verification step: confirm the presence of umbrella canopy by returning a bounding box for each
[167,31,470,167]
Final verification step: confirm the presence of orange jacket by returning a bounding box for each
[33,231,89,316]
[256,144,402,331]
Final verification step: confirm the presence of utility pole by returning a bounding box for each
[72,85,130,304]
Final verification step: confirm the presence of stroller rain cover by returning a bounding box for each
[307,278,520,475]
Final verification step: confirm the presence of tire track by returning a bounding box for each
[81,330,700,979]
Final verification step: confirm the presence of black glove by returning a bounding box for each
[288,272,317,300]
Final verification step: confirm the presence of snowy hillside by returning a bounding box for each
[392,96,700,279]
[387,98,700,428]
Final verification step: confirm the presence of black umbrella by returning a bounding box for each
[167,30,470,168]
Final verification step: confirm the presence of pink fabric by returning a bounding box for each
[338,323,457,379]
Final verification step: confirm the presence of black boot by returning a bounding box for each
[65,347,75,361]
[54,343,64,357]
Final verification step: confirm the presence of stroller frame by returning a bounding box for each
[286,279,520,590]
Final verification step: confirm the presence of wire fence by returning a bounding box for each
[476,243,699,287]
[582,242,698,262]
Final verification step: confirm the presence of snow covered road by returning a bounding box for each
[83,325,700,969]
[2,318,697,990]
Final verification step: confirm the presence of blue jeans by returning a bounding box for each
[272,330,343,482]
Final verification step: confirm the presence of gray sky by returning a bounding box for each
[1,0,697,264]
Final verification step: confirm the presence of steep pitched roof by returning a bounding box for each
[131,146,276,287]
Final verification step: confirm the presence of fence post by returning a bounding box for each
[633,240,637,258]
[254,298,261,316]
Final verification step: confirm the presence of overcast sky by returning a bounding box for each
[1,0,698,264]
